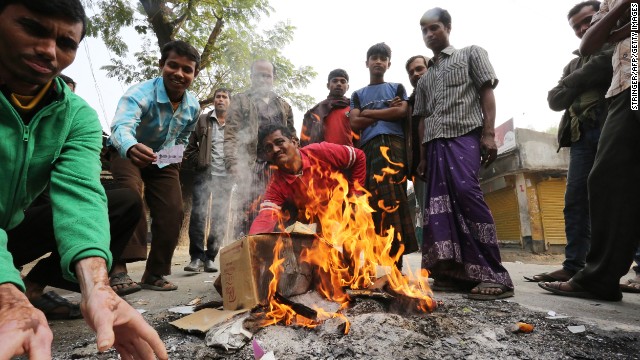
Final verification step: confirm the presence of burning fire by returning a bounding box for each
[261,146,436,333]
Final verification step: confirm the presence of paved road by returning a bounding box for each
[403,252,640,331]
[50,247,640,333]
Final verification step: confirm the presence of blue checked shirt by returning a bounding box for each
[109,77,200,158]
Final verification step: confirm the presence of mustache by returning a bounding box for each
[24,54,56,72]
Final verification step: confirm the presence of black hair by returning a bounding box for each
[328,68,349,82]
[0,0,87,39]
[420,7,452,29]
[405,55,429,72]
[251,59,276,78]
[214,88,231,97]
[366,42,392,61]
[59,74,76,86]
[568,1,600,20]
[258,124,294,149]
[160,40,201,71]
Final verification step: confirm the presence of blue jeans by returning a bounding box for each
[634,247,640,276]
[563,124,600,273]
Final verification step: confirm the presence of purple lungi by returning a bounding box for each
[421,130,513,289]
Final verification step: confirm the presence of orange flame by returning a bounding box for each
[260,153,435,334]
[379,146,404,167]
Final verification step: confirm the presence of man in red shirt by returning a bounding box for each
[250,124,366,234]
[300,69,353,147]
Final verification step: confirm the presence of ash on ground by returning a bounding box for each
[49,294,639,360]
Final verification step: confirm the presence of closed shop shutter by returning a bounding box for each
[537,179,567,245]
[484,187,521,242]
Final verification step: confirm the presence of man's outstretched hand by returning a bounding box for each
[0,283,53,360]
[77,257,167,360]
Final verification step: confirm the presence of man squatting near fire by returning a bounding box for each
[109,40,201,292]
[20,74,145,317]
[540,0,640,301]
[0,0,167,358]
[224,59,296,236]
[249,124,366,234]
[300,68,353,146]
[349,42,419,270]
[526,1,634,287]
[413,7,514,300]
[183,88,231,273]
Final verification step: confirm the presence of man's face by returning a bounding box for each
[213,91,230,113]
[262,130,299,170]
[421,17,450,53]
[160,50,198,99]
[407,58,428,88]
[251,61,274,94]
[0,4,83,94]
[569,5,597,39]
[327,76,349,97]
[366,54,390,77]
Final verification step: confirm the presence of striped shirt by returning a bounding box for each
[109,77,200,158]
[413,45,498,143]
[591,0,631,98]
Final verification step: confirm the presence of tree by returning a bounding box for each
[83,0,316,109]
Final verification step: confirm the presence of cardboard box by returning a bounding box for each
[169,308,248,333]
[219,233,316,310]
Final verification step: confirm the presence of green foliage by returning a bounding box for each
[82,0,317,109]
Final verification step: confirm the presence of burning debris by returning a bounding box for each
[218,157,436,338]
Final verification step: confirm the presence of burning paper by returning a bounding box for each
[258,155,436,334]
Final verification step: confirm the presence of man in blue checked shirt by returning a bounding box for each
[109,40,201,292]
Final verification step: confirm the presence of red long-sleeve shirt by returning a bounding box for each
[249,142,366,234]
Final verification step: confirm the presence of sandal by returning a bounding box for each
[523,268,575,282]
[109,272,142,296]
[538,280,595,299]
[140,274,178,291]
[31,291,83,320]
[432,279,477,292]
[466,282,514,301]
[619,276,640,293]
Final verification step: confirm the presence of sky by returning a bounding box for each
[64,0,587,134]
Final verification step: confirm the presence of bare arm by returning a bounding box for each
[0,283,53,359]
[76,257,167,359]
[349,108,376,131]
[580,0,632,55]
[479,85,497,167]
[361,99,409,122]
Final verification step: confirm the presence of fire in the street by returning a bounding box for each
[260,146,436,333]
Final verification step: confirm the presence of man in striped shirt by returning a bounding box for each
[413,7,513,300]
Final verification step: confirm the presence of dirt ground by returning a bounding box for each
[21,247,640,360]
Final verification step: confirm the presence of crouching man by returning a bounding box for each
[0,1,166,358]
[249,124,366,234]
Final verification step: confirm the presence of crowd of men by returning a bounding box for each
[0,0,636,358]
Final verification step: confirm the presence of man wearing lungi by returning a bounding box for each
[413,7,514,300]
[349,43,419,271]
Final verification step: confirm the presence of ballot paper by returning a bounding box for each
[153,144,185,166]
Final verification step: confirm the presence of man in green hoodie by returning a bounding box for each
[0,1,167,359]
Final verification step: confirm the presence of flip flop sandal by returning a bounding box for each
[140,274,178,291]
[620,278,640,293]
[538,281,595,299]
[523,269,575,282]
[432,279,477,292]
[465,282,514,301]
[109,272,142,296]
[31,291,83,320]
